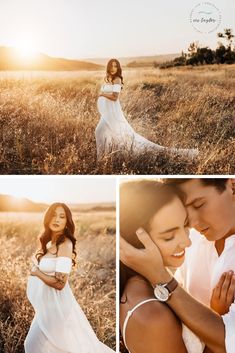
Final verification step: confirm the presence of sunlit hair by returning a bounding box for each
[163,178,229,193]
[105,58,124,85]
[120,180,184,300]
[36,202,77,266]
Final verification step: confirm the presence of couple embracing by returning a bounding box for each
[120,178,235,353]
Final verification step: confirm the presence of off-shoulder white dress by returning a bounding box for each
[24,255,114,353]
[96,83,198,160]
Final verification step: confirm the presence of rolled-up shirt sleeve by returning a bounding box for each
[222,302,235,353]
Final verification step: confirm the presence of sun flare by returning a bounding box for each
[14,38,38,60]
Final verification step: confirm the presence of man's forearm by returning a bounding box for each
[167,285,226,353]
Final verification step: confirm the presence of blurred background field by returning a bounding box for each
[0,207,116,353]
[0,65,234,175]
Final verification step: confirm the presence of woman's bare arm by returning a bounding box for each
[99,77,121,101]
[99,92,119,101]
[31,239,72,290]
[120,278,187,353]
[126,302,188,353]
[31,269,69,290]
[120,233,226,353]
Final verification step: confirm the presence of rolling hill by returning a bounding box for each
[0,194,115,213]
[0,46,102,71]
[0,194,47,212]
[85,53,180,66]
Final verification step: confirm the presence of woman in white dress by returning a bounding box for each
[119,180,231,353]
[96,59,198,160]
[24,202,114,353]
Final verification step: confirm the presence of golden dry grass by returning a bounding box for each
[0,65,234,174]
[0,211,116,353]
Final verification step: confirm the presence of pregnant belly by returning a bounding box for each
[27,276,43,307]
[97,96,108,115]
[97,96,118,116]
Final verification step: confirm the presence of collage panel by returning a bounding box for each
[0,0,234,176]
[0,176,116,353]
[119,177,235,353]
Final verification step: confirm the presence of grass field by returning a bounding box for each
[0,65,234,174]
[0,210,116,353]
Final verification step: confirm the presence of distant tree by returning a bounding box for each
[158,29,235,69]
[215,44,227,64]
[216,29,235,64]
[173,55,186,66]
[217,28,235,50]
[187,42,199,57]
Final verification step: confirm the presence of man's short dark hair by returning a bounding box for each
[163,179,229,193]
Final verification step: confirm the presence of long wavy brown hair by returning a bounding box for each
[36,202,77,266]
[105,58,124,85]
[120,180,184,301]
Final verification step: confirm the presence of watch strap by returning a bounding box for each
[164,277,178,294]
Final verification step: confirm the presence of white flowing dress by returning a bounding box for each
[95,83,198,160]
[24,256,114,353]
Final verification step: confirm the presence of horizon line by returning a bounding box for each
[0,45,180,61]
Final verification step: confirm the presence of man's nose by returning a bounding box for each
[179,228,192,248]
[187,208,199,229]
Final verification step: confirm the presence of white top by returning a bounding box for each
[101,83,122,93]
[175,229,235,353]
[39,256,72,275]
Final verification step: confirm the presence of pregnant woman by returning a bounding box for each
[24,202,114,353]
[95,59,198,160]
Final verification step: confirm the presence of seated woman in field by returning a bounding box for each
[95,59,198,160]
[119,180,231,353]
[24,202,114,353]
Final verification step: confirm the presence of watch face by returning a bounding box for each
[154,285,169,302]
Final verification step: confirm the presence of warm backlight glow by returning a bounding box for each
[8,195,26,206]
[15,38,38,60]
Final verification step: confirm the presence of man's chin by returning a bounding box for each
[201,229,219,241]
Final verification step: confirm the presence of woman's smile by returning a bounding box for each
[171,249,185,259]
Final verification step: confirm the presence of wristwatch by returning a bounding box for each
[153,277,178,302]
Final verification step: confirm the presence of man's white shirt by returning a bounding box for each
[175,229,235,353]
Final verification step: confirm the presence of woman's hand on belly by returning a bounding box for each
[30,266,40,277]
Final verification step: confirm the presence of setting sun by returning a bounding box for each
[16,46,37,60]
[15,39,37,60]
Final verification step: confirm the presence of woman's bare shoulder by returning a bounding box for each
[57,238,73,257]
[113,76,122,84]
[120,276,185,353]
[122,276,179,327]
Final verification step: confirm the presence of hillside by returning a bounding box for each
[0,194,115,213]
[85,53,180,66]
[0,194,47,212]
[0,47,102,71]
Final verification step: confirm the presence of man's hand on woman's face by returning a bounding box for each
[120,228,170,285]
[210,271,235,315]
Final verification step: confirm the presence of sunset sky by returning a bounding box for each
[0,177,116,204]
[0,0,234,59]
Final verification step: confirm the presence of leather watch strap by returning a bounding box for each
[165,277,178,294]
